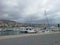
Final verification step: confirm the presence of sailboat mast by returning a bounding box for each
[31,17,32,27]
[44,10,49,30]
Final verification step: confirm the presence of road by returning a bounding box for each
[0,33,60,45]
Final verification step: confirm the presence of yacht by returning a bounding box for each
[20,27,38,33]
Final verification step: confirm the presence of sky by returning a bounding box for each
[0,0,60,24]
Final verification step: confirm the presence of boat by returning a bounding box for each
[20,27,38,33]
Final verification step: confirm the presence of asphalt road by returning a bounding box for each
[0,33,60,45]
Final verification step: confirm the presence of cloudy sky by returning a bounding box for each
[0,0,60,24]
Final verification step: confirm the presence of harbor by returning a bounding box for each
[0,0,60,45]
[0,26,60,36]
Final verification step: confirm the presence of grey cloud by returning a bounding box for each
[0,0,60,24]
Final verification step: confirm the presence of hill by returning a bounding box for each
[0,20,58,28]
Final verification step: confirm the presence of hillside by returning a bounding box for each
[0,20,43,27]
[0,20,58,28]
[0,20,24,27]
